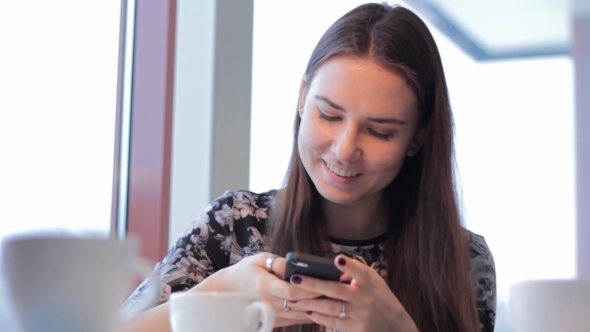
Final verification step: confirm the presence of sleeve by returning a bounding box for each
[469,233,497,332]
[120,192,236,315]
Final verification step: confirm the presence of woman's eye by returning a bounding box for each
[318,111,340,122]
[368,129,393,141]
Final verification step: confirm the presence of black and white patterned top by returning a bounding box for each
[123,190,496,331]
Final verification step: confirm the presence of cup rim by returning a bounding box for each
[511,278,590,289]
[1,233,137,250]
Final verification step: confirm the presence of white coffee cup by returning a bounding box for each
[169,292,275,332]
[510,279,590,332]
[1,234,156,332]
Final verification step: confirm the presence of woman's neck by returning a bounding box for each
[321,193,390,240]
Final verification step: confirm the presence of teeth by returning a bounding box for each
[326,162,357,178]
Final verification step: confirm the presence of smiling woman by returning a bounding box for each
[298,57,421,215]
[120,3,495,332]
[250,1,575,331]
[266,4,493,330]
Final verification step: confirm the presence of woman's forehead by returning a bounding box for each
[307,56,418,118]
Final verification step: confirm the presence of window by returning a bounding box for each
[0,2,120,239]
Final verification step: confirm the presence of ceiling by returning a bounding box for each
[405,0,570,60]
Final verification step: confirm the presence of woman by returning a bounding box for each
[122,3,496,332]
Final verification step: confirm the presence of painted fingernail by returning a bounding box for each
[288,300,298,304]
[338,258,346,266]
[291,275,302,284]
[305,311,312,315]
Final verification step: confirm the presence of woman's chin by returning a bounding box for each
[317,189,360,206]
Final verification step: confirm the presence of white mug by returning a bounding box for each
[1,234,156,332]
[510,279,590,332]
[169,292,275,332]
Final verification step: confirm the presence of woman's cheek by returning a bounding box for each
[300,118,330,151]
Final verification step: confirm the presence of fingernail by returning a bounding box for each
[338,258,346,266]
[305,311,312,315]
[288,300,298,304]
[290,275,302,284]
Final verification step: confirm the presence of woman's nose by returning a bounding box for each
[332,127,361,161]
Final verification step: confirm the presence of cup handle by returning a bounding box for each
[250,300,275,332]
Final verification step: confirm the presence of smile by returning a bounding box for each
[325,161,358,178]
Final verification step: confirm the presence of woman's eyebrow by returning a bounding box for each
[314,94,406,125]
[315,95,345,111]
[366,117,406,125]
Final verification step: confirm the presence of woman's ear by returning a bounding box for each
[298,78,307,118]
[407,127,426,157]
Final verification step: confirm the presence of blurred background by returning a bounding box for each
[0,1,586,331]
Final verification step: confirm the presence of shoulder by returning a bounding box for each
[210,190,277,211]
[213,190,277,264]
[465,229,495,281]
[209,189,277,224]
[173,189,278,269]
[465,229,497,331]
[185,189,277,231]
[176,189,277,248]
[466,231,496,277]
[467,231,492,258]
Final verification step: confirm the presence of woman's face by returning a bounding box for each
[298,55,421,206]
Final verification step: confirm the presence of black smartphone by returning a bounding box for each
[283,252,341,282]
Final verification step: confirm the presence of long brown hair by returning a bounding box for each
[267,4,480,332]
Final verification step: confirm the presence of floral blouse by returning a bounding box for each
[123,190,496,331]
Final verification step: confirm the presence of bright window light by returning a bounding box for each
[0,1,120,238]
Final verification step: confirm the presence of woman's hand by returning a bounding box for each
[287,254,420,332]
[190,253,321,327]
